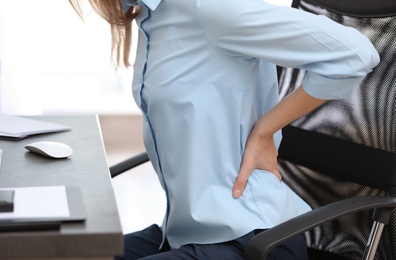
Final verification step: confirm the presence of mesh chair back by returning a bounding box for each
[278,0,396,259]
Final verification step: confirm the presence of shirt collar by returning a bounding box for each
[120,0,161,12]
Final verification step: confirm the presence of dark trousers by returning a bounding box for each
[115,224,308,260]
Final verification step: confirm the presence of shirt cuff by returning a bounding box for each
[302,72,366,101]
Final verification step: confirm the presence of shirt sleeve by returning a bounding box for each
[195,0,380,100]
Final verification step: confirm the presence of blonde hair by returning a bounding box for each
[69,0,140,67]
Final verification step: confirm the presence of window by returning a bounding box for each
[0,0,139,115]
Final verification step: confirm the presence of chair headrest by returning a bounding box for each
[304,0,396,17]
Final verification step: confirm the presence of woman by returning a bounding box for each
[69,0,379,259]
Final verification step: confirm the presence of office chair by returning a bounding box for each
[246,0,396,259]
[110,0,396,259]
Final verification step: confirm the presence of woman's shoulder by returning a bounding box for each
[195,0,275,36]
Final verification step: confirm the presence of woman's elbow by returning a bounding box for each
[356,36,380,76]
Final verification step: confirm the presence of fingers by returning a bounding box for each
[233,165,282,199]
[232,164,252,199]
[272,167,282,181]
[233,133,280,199]
[232,176,247,199]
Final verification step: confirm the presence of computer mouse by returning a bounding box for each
[25,141,73,159]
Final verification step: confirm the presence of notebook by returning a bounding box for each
[0,186,85,231]
[0,115,71,140]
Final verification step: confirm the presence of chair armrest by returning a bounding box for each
[110,152,149,178]
[245,196,396,260]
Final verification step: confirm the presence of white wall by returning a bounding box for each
[0,0,291,116]
[0,0,139,115]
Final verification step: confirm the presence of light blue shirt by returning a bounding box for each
[131,0,379,249]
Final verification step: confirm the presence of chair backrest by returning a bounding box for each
[278,0,396,259]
